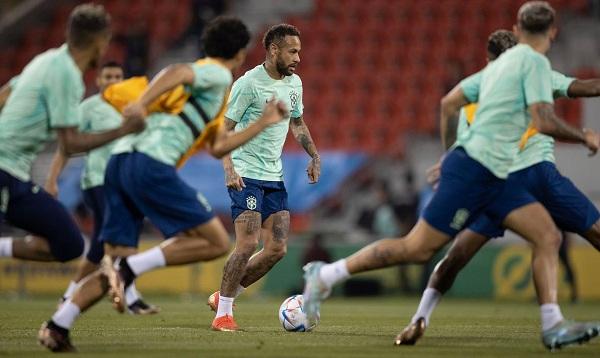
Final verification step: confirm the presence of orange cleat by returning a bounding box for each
[207,291,236,312]
[211,314,239,332]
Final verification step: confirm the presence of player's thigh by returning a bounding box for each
[403,219,452,260]
[502,202,560,247]
[261,210,290,249]
[181,216,229,246]
[230,178,264,242]
[5,182,83,261]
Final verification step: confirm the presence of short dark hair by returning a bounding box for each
[201,16,250,59]
[487,30,518,60]
[518,1,555,34]
[262,23,300,50]
[67,3,111,49]
[101,61,122,70]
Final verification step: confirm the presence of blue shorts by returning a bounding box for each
[100,152,214,248]
[82,186,106,264]
[229,177,289,221]
[0,169,84,262]
[469,161,600,238]
[422,147,506,237]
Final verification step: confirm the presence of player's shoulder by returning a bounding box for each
[512,44,550,66]
[79,94,103,109]
[192,61,233,87]
[288,73,303,88]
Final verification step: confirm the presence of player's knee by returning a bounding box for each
[539,228,562,252]
[235,235,260,254]
[52,233,85,262]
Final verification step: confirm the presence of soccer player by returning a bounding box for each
[302,1,600,349]
[207,23,320,332]
[38,16,289,352]
[397,32,600,346]
[0,4,144,264]
[44,62,158,315]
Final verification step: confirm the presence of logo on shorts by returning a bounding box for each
[450,209,470,230]
[289,91,299,109]
[246,195,257,210]
[197,193,212,212]
[0,187,8,213]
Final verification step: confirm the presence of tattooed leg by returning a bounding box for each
[219,210,262,297]
[240,211,290,288]
[345,219,451,274]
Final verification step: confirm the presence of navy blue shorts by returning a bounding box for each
[100,152,214,248]
[422,147,506,237]
[0,169,84,262]
[82,186,106,264]
[229,177,289,221]
[469,161,600,238]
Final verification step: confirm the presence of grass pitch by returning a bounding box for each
[0,296,599,357]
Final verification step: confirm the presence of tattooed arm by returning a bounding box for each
[290,116,321,183]
[568,79,600,97]
[440,84,469,150]
[530,102,599,155]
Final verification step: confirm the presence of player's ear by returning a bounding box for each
[548,26,557,41]
[269,42,278,56]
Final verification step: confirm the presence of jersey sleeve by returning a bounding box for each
[44,65,83,128]
[291,78,303,118]
[455,107,470,139]
[8,75,19,88]
[459,71,482,103]
[523,53,554,105]
[225,77,254,123]
[550,70,575,99]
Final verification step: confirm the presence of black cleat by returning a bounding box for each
[394,317,427,346]
[128,299,161,315]
[38,321,77,353]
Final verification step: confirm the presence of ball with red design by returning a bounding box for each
[278,294,318,332]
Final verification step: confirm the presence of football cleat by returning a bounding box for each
[302,261,331,328]
[211,314,239,332]
[103,256,128,313]
[542,320,599,350]
[128,299,160,315]
[38,321,77,353]
[206,291,236,312]
[394,317,426,346]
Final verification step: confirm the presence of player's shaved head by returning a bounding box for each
[67,3,111,49]
[263,24,300,50]
[487,30,518,60]
[518,1,555,34]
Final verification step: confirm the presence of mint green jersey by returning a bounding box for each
[79,94,123,189]
[0,44,83,181]
[509,71,574,172]
[455,44,554,179]
[456,69,574,174]
[112,61,232,166]
[226,64,303,181]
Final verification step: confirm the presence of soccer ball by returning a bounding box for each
[278,294,318,332]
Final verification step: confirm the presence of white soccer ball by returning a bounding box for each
[278,294,318,332]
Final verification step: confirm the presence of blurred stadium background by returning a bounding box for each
[1,0,600,302]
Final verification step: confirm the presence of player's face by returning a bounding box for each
[275,35,301,76]
[96,67,123,91]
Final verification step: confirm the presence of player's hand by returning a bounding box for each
[583,128,600,156]
[225,167,245,191]
[120,115,146,135]
[44,182,59,198]
[307,156,321,184]
[261,99,289,125]
[123,101,147,121]
[426,161,442,187]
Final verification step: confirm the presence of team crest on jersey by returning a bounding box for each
[289,91,299,108]
[246,195,257,210]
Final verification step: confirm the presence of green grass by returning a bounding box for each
[0,296,599,357]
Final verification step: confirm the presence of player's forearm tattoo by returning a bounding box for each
[537,104,585,142]
[291,117,319,158]
[272,212,290,243]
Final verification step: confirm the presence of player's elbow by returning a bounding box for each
[208,142,228,159]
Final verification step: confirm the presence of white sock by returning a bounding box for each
[216,296,234,318]
[62,281,79,300]
[541,303,564,331]
[125,282,141,306]
[319,259,350,288]
[412,288,442,326]
[0,237,13,257]
[127,247,166,276]
[234,285,246,298]
[51,300,81,330]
